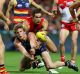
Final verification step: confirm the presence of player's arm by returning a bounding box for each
[41,19,48,34]
[0,0,10,24]
[14,38,31,58]
[29,0,54,16]
[69,2,80,21]
[28,32,37,49]
[6,0,13,19]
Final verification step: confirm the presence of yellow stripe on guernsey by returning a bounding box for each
[14,18,25,22]
[14,10,28,14]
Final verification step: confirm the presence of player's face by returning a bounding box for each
[33,13,42,24]
[15,28,26,40]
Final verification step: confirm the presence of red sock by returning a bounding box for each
[61,56,65,62]
[0,66,9,74]
[0,66,6,72]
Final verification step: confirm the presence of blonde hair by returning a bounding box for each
[13,23,26,33]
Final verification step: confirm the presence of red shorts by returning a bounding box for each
[61,21,76,31]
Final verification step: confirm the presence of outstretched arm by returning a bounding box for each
[14,38,31,58]
[30,0,54,16]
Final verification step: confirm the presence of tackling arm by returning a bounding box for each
[42,19,48,31]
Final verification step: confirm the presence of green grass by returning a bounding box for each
[5,51,80,74]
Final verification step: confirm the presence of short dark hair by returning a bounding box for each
[32,9,42,16]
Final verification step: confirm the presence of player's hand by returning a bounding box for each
[48,12,55,18]
[6,18,11,25]
[30,48,35,55]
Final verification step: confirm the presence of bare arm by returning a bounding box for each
[14,38,31,58]
[30,0,54,16]
[42,19,48,32]
[6,0,13,19]
[69,2,80,20]
[28,32,37,49]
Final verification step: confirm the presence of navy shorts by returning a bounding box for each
[35,43,47,56]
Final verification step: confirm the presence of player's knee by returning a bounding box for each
[72,38,77,45]
[60,41,65,46]
[53,48,57,53]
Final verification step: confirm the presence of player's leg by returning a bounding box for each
[0,34,9,74]
[41,51,65,70]
[36,31,57,53]
[71,30,78,63]
[41,51,79,73]
[59,29,69,62]
[46,36,57,53]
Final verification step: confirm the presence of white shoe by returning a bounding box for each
[37,61,44,68]
[58,67,63,69]
[48,69,59,74]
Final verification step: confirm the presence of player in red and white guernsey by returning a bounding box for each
[52,0,78,65]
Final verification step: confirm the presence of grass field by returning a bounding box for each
[5,51,80,74]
